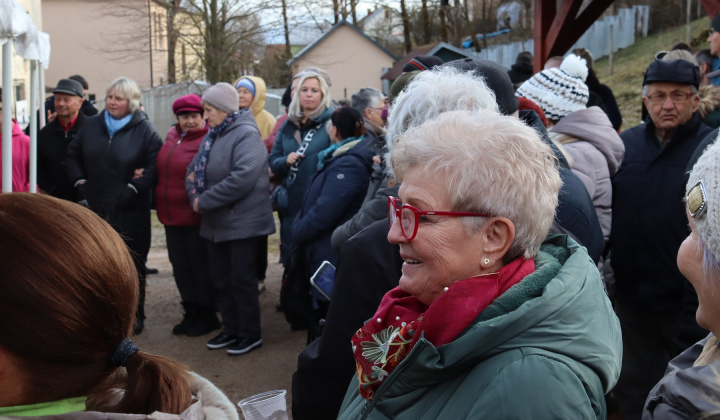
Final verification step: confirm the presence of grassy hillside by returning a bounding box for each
[593,16,710,130]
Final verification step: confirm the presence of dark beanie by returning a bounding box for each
[712,15,720,33]
[402,55,443,72]
[389,71,421,104]
[442,58,519,115]
[643,59,700,89]
[281,82,292,108]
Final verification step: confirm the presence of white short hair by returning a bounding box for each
[106,77,141,115]
[391,110,561,260]
[385,66,499,171]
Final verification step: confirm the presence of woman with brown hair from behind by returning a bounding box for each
[0,193,239,419]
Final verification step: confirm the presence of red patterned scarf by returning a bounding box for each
[351,257,534,400]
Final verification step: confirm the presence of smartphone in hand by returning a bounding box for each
[310,260,336,301]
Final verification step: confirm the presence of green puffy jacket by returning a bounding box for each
[337,235,622,420]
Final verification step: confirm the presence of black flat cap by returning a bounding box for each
[643,59,700,89]
[442,58,519,115]
[52,79,84,98]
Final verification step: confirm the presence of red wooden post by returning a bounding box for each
[701,0,720,19]
[533,0,616,72]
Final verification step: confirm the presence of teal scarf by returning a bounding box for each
[317,136,362,171]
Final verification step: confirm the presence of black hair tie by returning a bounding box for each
[109,338,139,367]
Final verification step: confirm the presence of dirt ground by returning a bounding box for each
[134,239,306,419]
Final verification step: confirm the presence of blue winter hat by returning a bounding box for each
[235,78,256,97]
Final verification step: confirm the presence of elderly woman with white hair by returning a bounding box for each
[66,76,162,335]
[336,110,622,419]
[268,68,335,266]
[643,134,720,419]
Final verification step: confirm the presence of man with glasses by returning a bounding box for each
[350,87,386,166]
[611,58,713,420]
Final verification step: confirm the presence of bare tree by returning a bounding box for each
[363,6,405,57]
[439,0,449,43]
[349,0,357,24]
[165,0,182,83]
[181,0,268,83]
[281,0,291,57]
[330,0,340,23]
[399,0,412,53]
[421,0,431,44]
[86,0,285,85]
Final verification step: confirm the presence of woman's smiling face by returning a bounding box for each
[387,165,486,306]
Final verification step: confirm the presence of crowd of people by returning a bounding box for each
[3,16,720,419]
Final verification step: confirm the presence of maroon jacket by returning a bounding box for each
[156,123,208,226]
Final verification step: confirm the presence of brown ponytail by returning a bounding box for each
[0,194,192,414]
[88,352,192,414]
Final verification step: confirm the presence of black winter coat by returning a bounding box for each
[586,71,623,131]
[293,220,403,420]
[66,110,162,258]
[507,61,533,87]
[37,113,86,201]
[612,113,713,316]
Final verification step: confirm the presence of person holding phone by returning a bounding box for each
[291,107,374,339]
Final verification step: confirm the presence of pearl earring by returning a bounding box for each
[483,258,490,265]
[443,287,449,292]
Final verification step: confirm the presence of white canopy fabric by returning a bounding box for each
[0,0,50,68]
[1,0,51,192]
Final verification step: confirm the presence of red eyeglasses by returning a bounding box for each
[387,196,491,241]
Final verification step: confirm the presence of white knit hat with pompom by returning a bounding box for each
[516,54,590,121]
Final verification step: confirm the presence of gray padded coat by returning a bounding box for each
[549,106,625,242]
[186,110,275,243]
[643,334,720,419]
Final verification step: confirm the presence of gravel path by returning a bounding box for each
[134,246,306,419]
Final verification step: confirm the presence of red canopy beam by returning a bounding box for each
[701,0,720,19]
[533,0,616,72]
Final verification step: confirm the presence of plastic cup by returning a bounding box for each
[237,389,288,420]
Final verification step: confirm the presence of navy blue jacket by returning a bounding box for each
[291,138,374,273]
[611,113,713,313]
